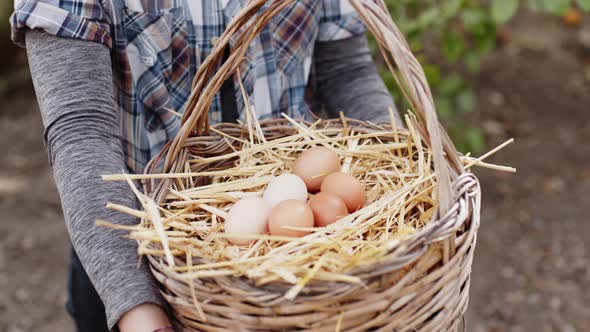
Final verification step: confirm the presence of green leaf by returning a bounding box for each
[442,0,464,17]
[577,0,590,11]
[416,7,441,29]
[539,0,570,15]
[380,70,397,93]
[409,39,423,52]
[442,28,466,62]
[450,124,487,154]
[464,52,481,73]
[526,0,544,11]
[435,97,453,119]
[491,0,519,24]
[366,35,378,54]
[461,9,488,33]
[423,64,442,86]
[464,127,486,153]
[439,74,464,95]
[473,23,497,54]
[457,88,476,112]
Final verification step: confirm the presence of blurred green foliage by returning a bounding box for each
[0,2,11,19]
[375,0,590,153]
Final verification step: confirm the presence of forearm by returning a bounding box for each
[25,30,166,330]
[314,35,403,126]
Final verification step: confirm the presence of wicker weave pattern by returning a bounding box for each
[141,0,482,330]
[148,171,479,331]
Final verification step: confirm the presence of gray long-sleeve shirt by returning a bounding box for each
[25,29,400,329]
[26,31,165,330]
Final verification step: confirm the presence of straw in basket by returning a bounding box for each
[100,0,496,330]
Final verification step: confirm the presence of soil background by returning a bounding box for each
[1,11,589,332]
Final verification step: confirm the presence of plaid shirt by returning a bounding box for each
[11,0,366,173]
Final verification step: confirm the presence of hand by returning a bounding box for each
[118,303,173,332]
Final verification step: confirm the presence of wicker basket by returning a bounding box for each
[141,0,481,330]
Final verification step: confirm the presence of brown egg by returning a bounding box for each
[308,192,349,227]
[321,172,366,213]
[292,146,341,192]
[269,200,314,238]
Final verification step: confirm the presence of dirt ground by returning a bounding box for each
[1,12,589,332]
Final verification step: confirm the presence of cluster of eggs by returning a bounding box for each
[224,147,366,245]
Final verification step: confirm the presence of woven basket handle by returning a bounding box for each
[163,0,464,212]
[348,0,464,211]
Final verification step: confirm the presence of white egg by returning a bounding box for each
[263,174,308,208]
[225,197,271,245]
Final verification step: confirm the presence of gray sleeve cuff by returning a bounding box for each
[103,265,166,330]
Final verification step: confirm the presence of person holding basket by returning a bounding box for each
[11,0,401,330]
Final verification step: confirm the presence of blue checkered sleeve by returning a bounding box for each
[11,0,112,48]
[317,0,366,41]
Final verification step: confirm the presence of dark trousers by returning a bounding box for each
[66,247,109,332]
